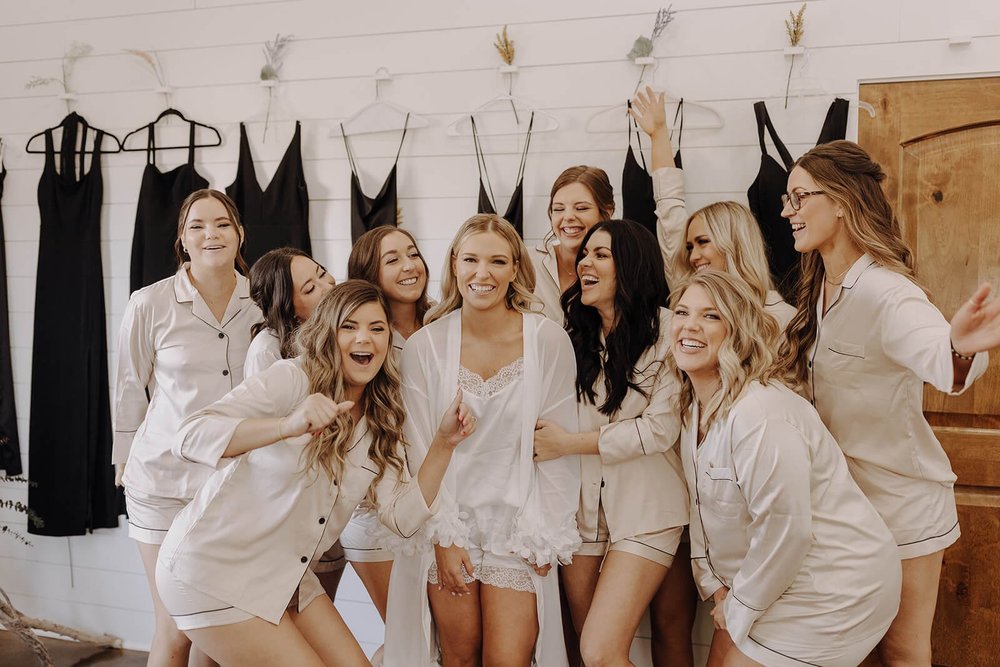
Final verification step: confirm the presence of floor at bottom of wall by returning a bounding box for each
[0,631,148,666]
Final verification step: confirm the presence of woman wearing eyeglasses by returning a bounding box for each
[778,140,1000,665]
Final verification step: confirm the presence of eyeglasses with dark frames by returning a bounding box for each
[781,190,826,211]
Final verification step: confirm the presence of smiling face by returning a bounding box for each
[577,229,617,315]
[377,230,428,307]
[549,182,606,254]
[290,255,336,323]
[782,165,847,255]
[686,215,727,273]
[453,231,518,313]
[337,300,390,395]
[669,284,728,380]
[181,196,241,270]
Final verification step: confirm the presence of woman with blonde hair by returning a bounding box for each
[154,280,473,666]
[384,214,581,666]
[778,139,1000,664]
[114,188,259,667]
[672,270,901,667]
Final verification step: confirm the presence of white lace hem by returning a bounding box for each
[427,562,535,593]
[458,357,524,399]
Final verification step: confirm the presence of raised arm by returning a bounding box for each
[630,86,688,286]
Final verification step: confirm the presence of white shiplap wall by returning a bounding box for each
[2,0,999,660]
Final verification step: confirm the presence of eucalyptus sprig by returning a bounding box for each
[784,3,807,108]
[627,6,675,93]
[259,34,294,142]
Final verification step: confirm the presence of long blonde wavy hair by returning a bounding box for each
[668,271,783,429]
[776,140,923,390]
[295,280,405,491]
[426,214,541,323]
[672,201,775,304]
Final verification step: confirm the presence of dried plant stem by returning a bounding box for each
[633,64,649,95]
[784,54,795,108]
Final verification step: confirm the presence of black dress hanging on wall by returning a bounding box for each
[343,117,408,244]
[622,100,684,236]
[28,115,121,535]
[130,122,208,292]
[472,113,534,237]
[747,99,849,301]
[226,121,310,268]
[0,161,22,475]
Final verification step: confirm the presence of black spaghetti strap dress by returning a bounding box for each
[226,121,310,268]
[129,121,209,292]
[342,117,408,244]
[747,99,849,301]
[622,99,684,236]
[29,114,121,535]
[0,161,21,475]
[472,113,534,237]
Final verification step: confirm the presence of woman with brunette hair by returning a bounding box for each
[342,226,432,651]
[532,219,688,666]
[246,247,336,376]
[384,214,581,666]
[113,188,260,667]
[672,270,901,666]
[778,139,1000,664]
[155,280,472,666]
[245,247,348,610]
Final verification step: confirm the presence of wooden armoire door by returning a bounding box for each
[859,77,1000,667]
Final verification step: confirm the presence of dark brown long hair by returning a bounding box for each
[777,140,922,390]
[249,247,313,359]
[174,189,250,275]
[347,227,432,325]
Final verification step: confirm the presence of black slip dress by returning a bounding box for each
[472,112,534,237]
[226,121,310,268]
[0,160,22,475]
[129,120,209,292]
[29,113,121,536]
[342,117,409,244]
[746,99,849,301]
[621,99,684,236]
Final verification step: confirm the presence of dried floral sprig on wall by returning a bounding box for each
[259,34,294,141]
[783,3,807,108]
[25,41,93,100]
[494,25,515,66]
[627,6,675,59]
[786,4,807,47]
[124,48,167,89]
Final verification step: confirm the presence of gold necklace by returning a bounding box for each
[824,264,851,286]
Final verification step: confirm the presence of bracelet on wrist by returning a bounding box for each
[951,342,975,362]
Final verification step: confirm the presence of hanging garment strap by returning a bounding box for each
[146,122,156,166]
[393,113,410,164]
[341,123,359,177]
[187,121,197,165]
[59,118,83,180]
[754,101,793,168]
[471,115,496,209]
[627,100,648,171]
[514,112,535,184]
[670,98,685,149]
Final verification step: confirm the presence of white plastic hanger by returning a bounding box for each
[783,89,877,118]
[334,68,430,137]
[447,67,559,136]
[585,96,724,134]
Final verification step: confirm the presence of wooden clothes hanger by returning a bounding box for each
[25,112,123,154]
[334,68,430,137]
[121,108,223,152]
